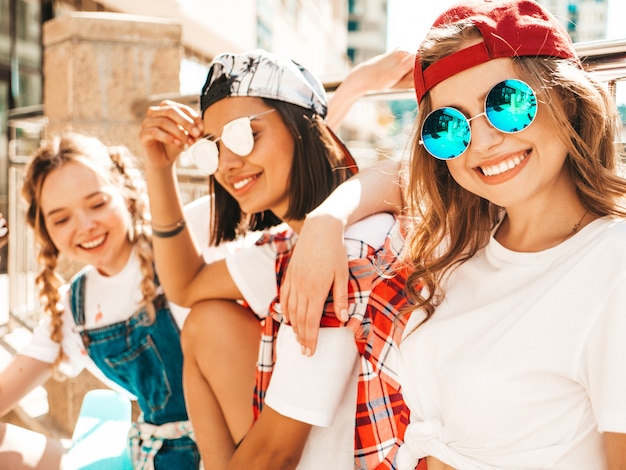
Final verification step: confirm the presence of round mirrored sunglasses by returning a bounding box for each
[420,79,537,160]
[182,108,276,175]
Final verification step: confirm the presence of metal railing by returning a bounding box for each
[7,109,47,329]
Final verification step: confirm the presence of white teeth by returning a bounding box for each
[233,176,254,190]
[80,235,105,249]
[481,153,526,176]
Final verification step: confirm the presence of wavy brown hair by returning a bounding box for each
[21,133,157,377]
[405,23,626,324]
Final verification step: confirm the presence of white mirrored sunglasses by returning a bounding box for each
[183,109,276,175]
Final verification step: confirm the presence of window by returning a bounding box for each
[348,19,360,31]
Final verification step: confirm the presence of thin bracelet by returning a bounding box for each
[152,219,186,238]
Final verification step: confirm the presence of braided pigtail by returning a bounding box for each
[22,138,70,380]
[36,244,68,379]
[108,147,157,321]
[22,133,160,379]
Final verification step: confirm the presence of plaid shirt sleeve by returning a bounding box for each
[252,221,424,470]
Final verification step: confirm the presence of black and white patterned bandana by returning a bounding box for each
[200,49,328,118]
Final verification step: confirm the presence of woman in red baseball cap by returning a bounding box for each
[394,0,626,469]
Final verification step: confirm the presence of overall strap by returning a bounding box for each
[69,269,89,327]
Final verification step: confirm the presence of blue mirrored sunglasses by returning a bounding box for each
[419,79,537,160]
[183,109,276,175]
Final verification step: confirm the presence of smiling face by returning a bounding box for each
[430,57,572,212]
[39,162,133,276]
[206,96,295,220]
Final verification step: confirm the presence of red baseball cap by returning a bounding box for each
[414,0,580,103]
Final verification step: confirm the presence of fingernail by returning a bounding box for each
[301,345,307,356]
[340,309,348,321]
[305,347,312,357]
[191,126,202,137]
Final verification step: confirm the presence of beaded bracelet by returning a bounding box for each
[152,219,186,238]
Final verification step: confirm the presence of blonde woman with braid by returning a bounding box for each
[0,133,210,468]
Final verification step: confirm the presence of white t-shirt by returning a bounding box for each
[19,196,254,386]
[397,217,626,470]
[227,212,396,469]
[225,238,276,317]
[20,254,166,391]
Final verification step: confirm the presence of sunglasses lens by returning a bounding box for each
[222,118,254,156]
[189,139,219,175]
[421,107,471,160]
[485,79,537,133]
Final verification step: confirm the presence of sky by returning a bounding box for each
[387,0,455,52]
[387,0,626,53]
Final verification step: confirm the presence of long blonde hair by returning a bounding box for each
[21,133,157,377]
[405,23,626,323]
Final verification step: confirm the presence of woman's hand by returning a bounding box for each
[326,49,414,129]
[351,48,415,92]
[0,213,7,249]
[139,100,203,170]
[280,215,348,357]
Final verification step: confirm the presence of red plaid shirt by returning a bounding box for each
[253,219,415,469]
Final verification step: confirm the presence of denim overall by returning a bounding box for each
[70,270,200,469]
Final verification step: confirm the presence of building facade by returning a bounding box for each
[539,0,609,42]
[346,0,387,64]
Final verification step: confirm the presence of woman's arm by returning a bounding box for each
[0,355,52,418]
[228,407,311,470]
[0,420,66,470]
[281,157,405,355]
[139,100,241,307]
[606,432,626,470]
[280,50,413,355]
[228,324,357,468]
[326,49,414,129]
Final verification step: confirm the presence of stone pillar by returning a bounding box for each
[38,12,181,436]
[42,12,182,157]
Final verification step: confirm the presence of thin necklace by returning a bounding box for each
[571,210,589,234]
